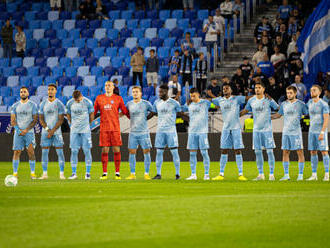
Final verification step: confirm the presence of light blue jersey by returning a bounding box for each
[66,97,94,133]
[182,99,211,133]
[126,99,153,134]
[212,96,246,130]
[278,100,308,135]
[39,98,65,136]
[153,98,181,133]
[11,100,38,133]
[307,99,329,133]
[245,96,279,132]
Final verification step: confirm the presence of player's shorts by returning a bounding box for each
[12,132,36,151]
[128,133,152,150]
[187,133,209,150]
[220,129,244,150]
[253,131,275,150]
[308,132,329,151]
[41,133,64,148]
[99,131,122,147]
[281,134,303,150]
[70,133,92,149]
[155,132,178,149]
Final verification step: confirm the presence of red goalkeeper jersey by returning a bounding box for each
[94,94,129,132]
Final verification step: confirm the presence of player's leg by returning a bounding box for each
[69,133,80,179]
[12,131,23,177]
[54,134,65,179]
[100,131,110,179]
[307,132,319,181]
[26,134,37,179]
[168,133,180,179]
[187,133,197,180]
[12,150,21,177]
[82,133,93,179]
[111,131,123,179]
[39,133,50,179]
[140,133,152,179]
[262,131,276,180]
[253,132,265,180]
[321,151,329,181]
[127,133,138,179]
[199,133,210,180]
[296,149,305,181]
[153,132,166,179]
[280,149,290,181]
[266,149,275,180]
[213,130,231,180]
[232,129,246,180]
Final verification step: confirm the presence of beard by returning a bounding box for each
[21,96,28,100]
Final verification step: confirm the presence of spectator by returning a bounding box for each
[146,49,159,91]
[14,25,26,58]
[254,16,273,44]
[220,0,233,21]
[231,68,246,95]
[50,0,61,11]
[252,67,269,87]
[180,49,193,86]
[270,45,286,69]
[287,16,298,37]
[214,8,225,44]
[113,78,120,95]
[1,19,13,59]
[267,76,282,102]
[96,0,109,20]
[203,15,220,56]
[77,0,97,20]
[206,77,221,99]
[273,17,283,33]
[168,49,181,76]
[222,75,238,95]
[323,89,330,107]
[257,54,274,78]
[287,33,298,57]
[239,57,253,81]
[180,32,194,55]
[182,0,193,11]
[168,74,181,101]
[291,75,307,101]
[277,0,292,22]
[130,47,146,88]
[195,52,208,95]
[289,58,303,81]
[292,8,302,23]
[275,26,289,49]
[64,0,73,12]
[261,35,274,58]
[232,0,242,17]
[252,43,266,66]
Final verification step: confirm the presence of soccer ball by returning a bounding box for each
[4,175,18,187]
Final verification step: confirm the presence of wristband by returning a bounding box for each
[45,127,50,131]
[321,131,325,134]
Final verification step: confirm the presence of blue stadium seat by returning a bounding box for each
[111,57,124,69]
[118,66,129,77]
[52,20,64,30]
[152,19,164,29]
[25,11,36,21]
[93,47,105,58]
[178,19,189,29]
[140,19,151,29]
[52,66,64,77]
[158,47,170,59]
[81,29,94,38]
[71,11,80,20]
[172,10,183,19]
[35,57,46,67]
[107,29,119,40]
[165,19,177,31]
[58,76,71,86]
[60,57,71,67]
[77,66,89,77]
[125,38,137,50]
[37,85,49,97]
[4,96,16,106]
[11,57,23,68]
[197,10,209,20]
[77,85,89,96]
[101,20,113,29]
[26,39,37,51]
[99,56,111,68]
[79,47,92,57]
[36,11,48,20]
[0,87,11,96]
[124,57,131,67]
[192,37,202,48]
[104,66,117,76]
[184,10,197,20]
[85,57,97,67]
[76,20,87,29]
[135,10,145,19]
[99,37,111,47]
[70,76,82,87]
[54,48,66,57]
[127,19,138,29]
[0,58,9,67]
[65,67,77,77]
[170,46,181,56]
[112,38,125,48]
[97,76,109,86]
[74,38,86,49]
[31,76,43,88]
[69,29,80,39]
[90,86,101,98]
[73,57,84,67]
[66,47,78,59]
[27,67,39,77]
[86,38,98,49]
[158,28,170,39]
[105,47,117,57]
[138,38,150,49]
[0,105,7,112]
[64,20,75,31]
[89,19,101,29]
[3,67,14,77]
[29,20,40,29]
[15,67,27,76]
[63,85,75,97]
[39,67,51,76]
[83,75,96,87]
[50,38,61,48]
[151,38,164,48]
[7,76,19,87]
[159,10,170,21]
[191,19,202,30]
[38,38,49,49]
[44,76,57,85]
[121,10,133,20]
[56,29,68,39]
[118,47,130,58]
[60,11,71,20]
[108,10,120,20]
[171,27,183,39]
[164,37,176,47]
[19,76,32,87]
[44,29,56,39]
[41,20,52,30]
[185,28,196,37]
[132,28,145,39]
[113,19,126,31]
[94,28,106,40]
[144,47,157,58]
[58,96,68,105]
[62,38,73,48]
[12,86,22,97]
[145,28,157,39]
[91,66,103,77]
[42,48,54,57]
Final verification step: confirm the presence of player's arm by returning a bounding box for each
[39,114,47,129]
[319,113,329,141]
[147,112,156,120]
[66,114,71,124]
[239,109,249,117]
[48,114,64,138]
[94,97,100,118]
[271,113,282,119]
[89,112,94,124]
[119,97,130,118]
[21,114,38,136]
[10,113,22,135]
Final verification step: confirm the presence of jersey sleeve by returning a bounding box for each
[86,99,94,114]
[119,96,129,116]
[66,100,72,115]
[205,99,212,109]
[10,102,17,115]
[94,96,100,115]
[322,101,330,114]
[174,100,181,112]
[32,102,38,115]
[212,97,220,107]
[152,100,158,113]
[181,103,188,112]
[278,102,284,115]
[38,100,45,115]
[57,100,65,115]
[146,101,153,112]
[236,96,246,105]
[244,98,252,111]
[270,99,279,110]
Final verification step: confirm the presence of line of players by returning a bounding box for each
[10,80,329,181]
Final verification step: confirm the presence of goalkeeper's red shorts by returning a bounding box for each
[99,131,122,147]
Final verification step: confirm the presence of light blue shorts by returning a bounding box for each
[128,133,152,149]
[281,134,303,150]
[187,133,209,150]
[308,132,329,151]
[220,129,244,149]
[253,131,275,150]
[41,133,64,148]
[155,132,178,149]
[70,133,92,149]
[12,132,36,151]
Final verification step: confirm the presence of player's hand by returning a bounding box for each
[20,129,28,136]
[47,130,55,139]
[318,133,324,141]
[119,112,124,117]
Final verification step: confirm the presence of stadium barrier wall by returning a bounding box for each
[0,133,328,162]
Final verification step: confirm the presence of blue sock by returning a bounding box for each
[56,149,65,172]
[170,149,180,175]
[220,154,228,175]
[255,150,264,174]
[283,161,289,175]
[129,153,136,173]
[12,160,19,174]
[144,152,151,174]
[29,160,36,173]
[83,148,92,174]
[41,149,49,173]
[156,149,164,175]
[298,162,304,175]
[311,155,318,173]
[323,155,329,173]
[71,149,78,174]
[201,150,210,175]
[267,149,275,175]
[235,154,243,175]
[189,151,197,175]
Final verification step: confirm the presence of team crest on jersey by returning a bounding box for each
[104,104,112,110]
[111,100,114,104]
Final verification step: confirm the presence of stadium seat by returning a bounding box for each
[41,20,52,30]
[118,66,129,77]
[7,76,19,87]
[59,57,71,67]
[15,67,27,76]
[35,57,46,67]
[63,85,75,97]
[101,20,113,29]
[111,57,124,69]
[25,11,36,21]
[81,29,94,38]
[104,66,117,76]
[125,38,137,50]
[145,28,157,39]
[171,27,183,39]
[151,38,164,48]
[138,38,150,49]
[135,10,145,19]
[26,39,37,51]
[158,47,170,59]
[99,56,111,68]
[86,38,98,49]
[44,76,57,85]
[113,38,128,47]
[158,28,170,39]
[151,19,163,29]
[113,19,126,31]
[192,37,202,49]
[97,76,109,86]
[56,29,68,39]
[52,66,64,77]
[77,85,89,96]
[83,75,96,87]
[191,19,202,30]
[85,57,97,67]
[165,19,177,31]
[37,85,48,96]
[44,29,56,39]
[48,11,59,21]
[60,11,71,20]
[19,76,32,86]
[91,66,103,77]
[94,28,106,40]
[185,28,196,37]
[120,28,132,39]
[27,67,39,77]
[93,47,105,58]
[105,47,118,57]
[79,47,92,57]
[90,86,101,98]
[0,86,11,97]
[58,76,71,86]
[36,11,48,20]
[121,10,133,20]
[197,9,209,20]
[147,10,158,19]
[140,19,151,29]
[119,47,130,58]
[4,96,16,106]
[50,38,61,48]
[109,10,120,20]
[2,67,14,77]
[74,38,86,49]
[164,37,176,48]
[132,28,145,39]
[39,67,51,76]
[77,66,89,77]
[99,37,111,47]
[65,67,77,78]
[127,19,138,29]
[42,48,54,57]
[76,20,87,29]
[0,105,7,112]
[178,19,189,29]
[184,10,197,20]
[172,10,183,19]
[66,47,78,59]
[159,10,170,21]
[89,20,101,29]
[64,20,75,31]
[11,57,23,68]
[54,48,66,57]
[69,29,80,39]
[62,38,73,48]
[31,76,43,88]
[73,57,84,67]
[106,29,119,40]
[38,38,49,49]
[30,20,41,29]
[70,76,82,86]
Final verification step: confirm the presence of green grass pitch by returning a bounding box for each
[1,161,330,248]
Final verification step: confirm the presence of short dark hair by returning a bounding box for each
[174,49,180,53]
[20,86,29,92]
[186,32,191,35]
[255,81,266,88]
[137,46,143,51]
[189,87,199,94]
[48,83,57,89]
[72,90,82,100]
[150,49,155,53]
[132,85,142,92]
[311,84,322,92]
[159,84,169,91]
[286,85,297,93]
[222,83,232,89]
[211,77,217,81]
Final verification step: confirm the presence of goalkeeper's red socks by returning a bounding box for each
[101,152,108,174]
[114,152,121,174]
